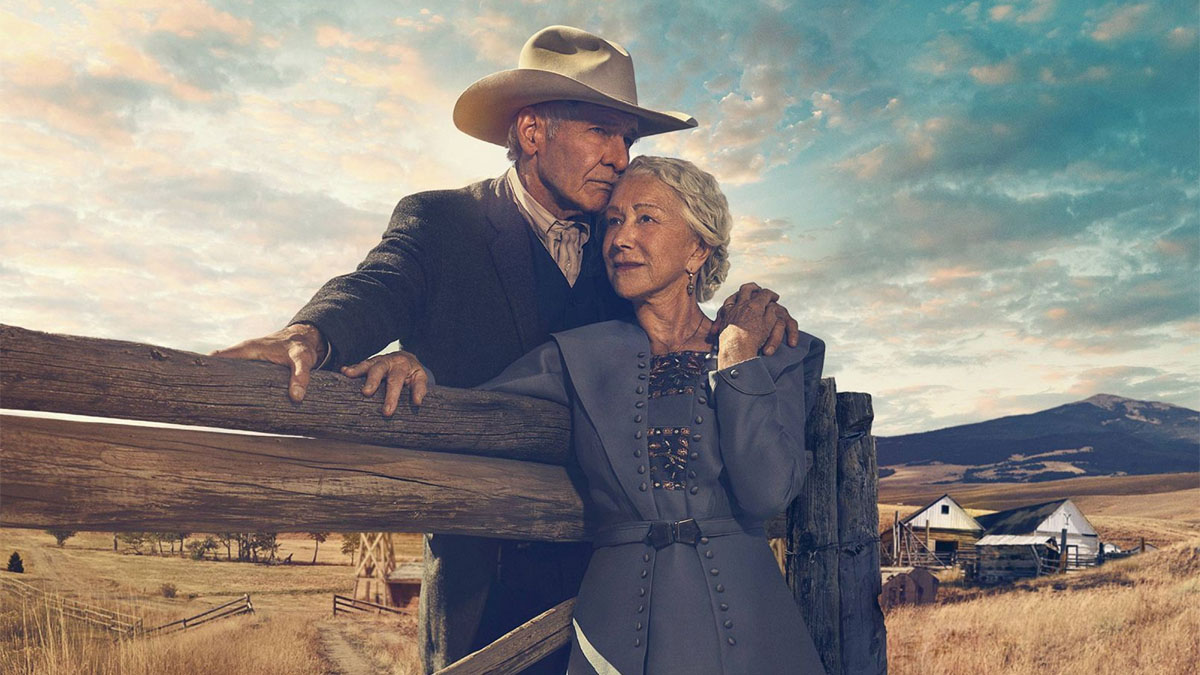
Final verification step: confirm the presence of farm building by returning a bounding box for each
[973,534,1060,584]
[881,494,984,566]
[974,498,1100,565]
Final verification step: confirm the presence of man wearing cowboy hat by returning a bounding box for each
[215,25,801,672]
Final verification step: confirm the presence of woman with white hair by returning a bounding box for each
[480,155,827,674]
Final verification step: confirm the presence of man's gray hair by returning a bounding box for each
[622,156,732,302]
[505,101,594,163]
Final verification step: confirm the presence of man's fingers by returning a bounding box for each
[763,317,786,356]
[786,316,800,347]
[340,360,371,377]
[382,368,405,417]
[410,369,429,407]
[362,362,386,396]
[286,342,315,402]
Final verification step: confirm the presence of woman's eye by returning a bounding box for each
[638,214,656,224]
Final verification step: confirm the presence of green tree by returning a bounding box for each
[45,529,76,547]
[340,533,360,565]
[7,552,23,573]
[309,532,331,564]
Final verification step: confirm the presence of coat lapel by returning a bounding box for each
[553,319,659,521]
[482,176,540,353]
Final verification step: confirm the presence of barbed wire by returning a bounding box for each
[784,536,881,563]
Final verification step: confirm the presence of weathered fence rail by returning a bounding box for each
[0,324,886,674]
[143,594,254,635]
[0,573,144,637]
[333,594,409,617]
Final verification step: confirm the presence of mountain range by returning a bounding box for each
[875,394,1199,482]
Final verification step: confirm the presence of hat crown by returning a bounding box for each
[518,25,638,106]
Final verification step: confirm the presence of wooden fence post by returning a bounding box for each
[836,392,887,675]
[788,378,842,675]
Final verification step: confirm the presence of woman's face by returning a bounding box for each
[603,173,709,303]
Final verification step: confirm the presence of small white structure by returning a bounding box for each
[881,494,984,565]
[975,498,1100,565]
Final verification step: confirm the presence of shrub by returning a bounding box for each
[160,582,177,598]
[7,551,23,573]
[45,529,76,547]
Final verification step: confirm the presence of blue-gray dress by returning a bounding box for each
[480,318,826,674]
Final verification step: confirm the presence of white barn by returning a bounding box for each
[881,494,984,565]
[975,498,1100,564]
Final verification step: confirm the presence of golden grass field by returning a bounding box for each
[1,472,1196,674]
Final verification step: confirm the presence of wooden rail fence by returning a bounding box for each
[0,324,887,674]
[0,573,143,637]
[333,594,408,617]
[143,595,254,636]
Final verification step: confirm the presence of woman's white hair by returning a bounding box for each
[622,156,731,302]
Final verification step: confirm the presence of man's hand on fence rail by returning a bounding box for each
[341,349,430,415]
[210,323,327,403]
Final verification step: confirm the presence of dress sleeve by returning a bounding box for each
[711,337,825,520]
[475,340,571,407]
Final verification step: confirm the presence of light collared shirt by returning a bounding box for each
[506,167,590,287]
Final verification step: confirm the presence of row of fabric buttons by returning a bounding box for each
[699,536,736,646]
[636,351,648,492]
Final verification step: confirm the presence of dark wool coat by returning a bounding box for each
[290,175,627,672]
[481,319,828,675]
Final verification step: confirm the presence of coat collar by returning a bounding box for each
[482,174,540,353]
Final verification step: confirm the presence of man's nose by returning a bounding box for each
[605,137,630,172]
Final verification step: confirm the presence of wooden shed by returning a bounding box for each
[974,534,1060,584]
[881,493,984,566]
[974,498,1100,567]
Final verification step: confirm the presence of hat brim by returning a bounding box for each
[454,69,697,147]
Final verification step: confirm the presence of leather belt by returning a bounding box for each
[593,517,762,549]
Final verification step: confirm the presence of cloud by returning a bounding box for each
[1088,3,1153,42]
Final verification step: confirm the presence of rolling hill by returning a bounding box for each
[876,394,1199,482]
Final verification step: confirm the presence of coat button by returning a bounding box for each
[700,537,709,544]
[635,401,644,408]
[689,486,699,495]
[705,550,714,559]
[638,373,647,380]
[724,619,733,628]
[719,603,728,611]
[695,415,703,424]
[634,449,642,457]
[690,452,699,460]
[638,587,646,597]
[637,352,647,358]
[692,433,702,441]
[727,637,736,646]
[636,385,644,394]
[635,430,643,439]
[637,465,646,474]
[710,568,719,576]
[641,569,648,578]
[634,414,643,423]
[715,584,724,593]
[635,638,642,647]
[639,482,647,492]
[638,604,645,613]
[643,553,650,562]
[688,470,697,479]
[729,369,739,378]
[638,362,646,369]
[698,396,707,404]
[636,621,643,631]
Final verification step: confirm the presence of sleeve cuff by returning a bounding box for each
[714,356,775,395]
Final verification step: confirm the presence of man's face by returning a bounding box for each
[533,105,639,217]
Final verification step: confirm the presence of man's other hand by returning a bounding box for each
[341,350,429,416]
[708,282,801,356]
[210,323,326,403]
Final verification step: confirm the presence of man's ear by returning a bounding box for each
[515,107,542,158]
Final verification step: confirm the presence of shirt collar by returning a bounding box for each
[505,166,590,238]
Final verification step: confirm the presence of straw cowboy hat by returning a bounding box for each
[454,25,697,146]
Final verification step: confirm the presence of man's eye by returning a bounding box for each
[607,216,622,226]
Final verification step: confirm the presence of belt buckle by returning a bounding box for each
[645,522,672,549]
[673,518,700,545]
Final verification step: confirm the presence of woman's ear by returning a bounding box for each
[688,242,713,272]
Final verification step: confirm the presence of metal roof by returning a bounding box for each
[975,534,1059,547]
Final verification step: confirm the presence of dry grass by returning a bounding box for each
[0,528,428,674]
[886,537,1200,674]
[878,471,1199,510]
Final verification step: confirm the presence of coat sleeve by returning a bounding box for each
[475,341,571,407]
[711,337,825,520]
[288,194,448,369]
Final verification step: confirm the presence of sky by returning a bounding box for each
[1,0,1197,436]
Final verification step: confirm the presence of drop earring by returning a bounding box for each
[686,270,695,295]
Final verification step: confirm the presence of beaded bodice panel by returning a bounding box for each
[647,350,713,491]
